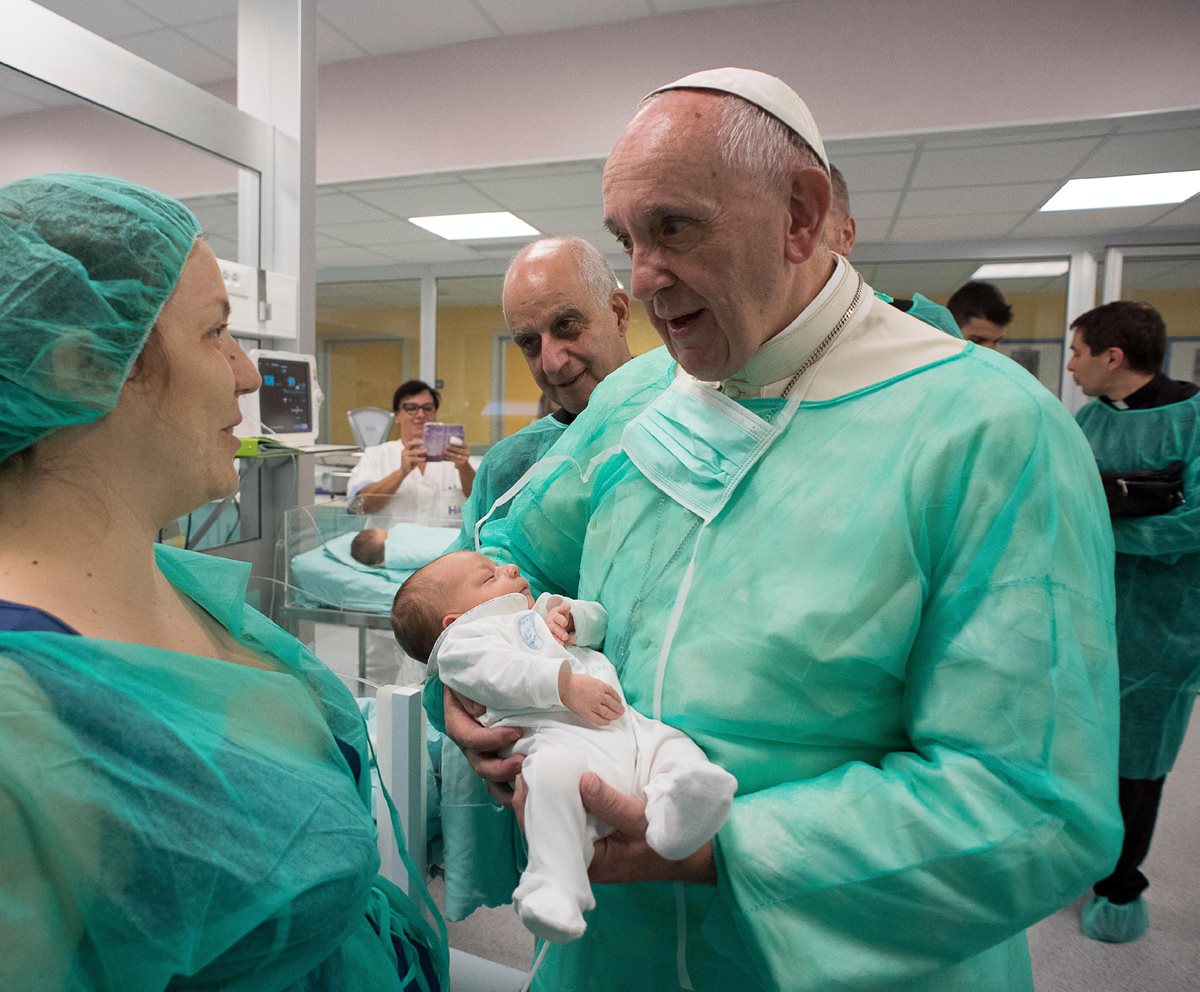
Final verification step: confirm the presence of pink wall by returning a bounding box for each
[313,0,1200,183]
[2,0,1197,190]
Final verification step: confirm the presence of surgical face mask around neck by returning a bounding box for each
[621,375,781,523]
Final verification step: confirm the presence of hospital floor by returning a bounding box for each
[316,627,1200,988]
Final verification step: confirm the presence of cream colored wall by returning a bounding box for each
[926,289,1068,342]
[435,303,511,446]
[316,305,418,445]
[923,287,1200,344]
[1120,288,1200,338]
[317,297,668,446]
[626,301,664,358]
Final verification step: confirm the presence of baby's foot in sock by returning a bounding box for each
[516,886,587,943]
[645,765,737,861]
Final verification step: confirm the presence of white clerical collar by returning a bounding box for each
[721,255,855,398]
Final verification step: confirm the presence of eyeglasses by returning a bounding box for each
[399,402,436,414]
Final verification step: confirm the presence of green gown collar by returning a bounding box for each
[154,542,252,638]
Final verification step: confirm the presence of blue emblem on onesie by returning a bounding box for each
[516,613,544,651]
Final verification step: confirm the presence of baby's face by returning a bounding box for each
[443,551,534,615]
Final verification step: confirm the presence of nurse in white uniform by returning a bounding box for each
[348,379,475,520]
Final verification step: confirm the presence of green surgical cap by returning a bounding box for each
[0,172,202,462]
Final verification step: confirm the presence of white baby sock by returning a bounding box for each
[513,876,593,943]
[643,764,737,861]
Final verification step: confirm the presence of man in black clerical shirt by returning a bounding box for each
[1069,300,1200,944]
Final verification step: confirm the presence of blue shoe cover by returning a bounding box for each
[1081,894,1149,943]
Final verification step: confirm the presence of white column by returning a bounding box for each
[1060,250,1098,414]
[420,274,439,385]
[1101,247,1125,305]
[236,0,317,354]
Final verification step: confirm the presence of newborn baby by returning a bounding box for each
[391,551,737,942]
[350,526,388,566]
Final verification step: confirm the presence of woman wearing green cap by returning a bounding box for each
[0,173,447,991]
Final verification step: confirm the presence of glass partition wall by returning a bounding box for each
[315,279,422,445]
[860,259,1071,395]
[1105,247,1200,385]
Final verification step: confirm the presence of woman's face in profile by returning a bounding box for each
[123,241,260,515]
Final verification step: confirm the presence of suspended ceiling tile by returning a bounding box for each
[321,217,443,246]
[844,190,902,220]
[339,174,466,193]
[922,118,1113,150]
[352,182,503,217]
[516,204,606,234]
[826,136,921,158]
[316,15,371,64]
[1011,205,1178,237]
[900,182,1058,217]
[318,0,498,56]
[889,213,1026,242]
[847,217,892,243]
[474,0,652,34]
[115,27,236,84]
[36,0,158,36]
[128,0,237,27]
[370,241,483,263]
[180,17,237,63]
[1147,200,1200,229]
[1073,130,1200,178]
[316,244,399,267]
[469,170,604,211]
[829,152,915,193]
[0,74,59,116]
[316,192,395,224]
[0,65,70,110]
[910,138,1101,188]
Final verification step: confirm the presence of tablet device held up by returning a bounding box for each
[423,422,465,461]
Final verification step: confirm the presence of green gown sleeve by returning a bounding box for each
[702,400,1123,985]
[1076,395,1200,561]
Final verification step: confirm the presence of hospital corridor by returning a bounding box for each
[1,1,1197,990]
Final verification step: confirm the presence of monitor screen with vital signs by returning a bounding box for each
[236,349,319,447]
[258,355,313,434]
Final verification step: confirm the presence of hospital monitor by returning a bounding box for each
[236,349,318,447]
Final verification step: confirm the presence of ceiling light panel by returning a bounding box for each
[972,261,1070,279]
[407,212,539,240]
[1041,171,1200,211]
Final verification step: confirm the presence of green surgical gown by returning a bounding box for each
[450,413,567,553]
[475,344,1121,992]
[1076,394,1200,779]
[0,544,447,992]
[875,290,964,339]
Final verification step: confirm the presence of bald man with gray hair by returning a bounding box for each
[450,235,632,550]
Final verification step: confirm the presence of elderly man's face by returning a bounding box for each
[603,92,805,381]
[503,244,631,415]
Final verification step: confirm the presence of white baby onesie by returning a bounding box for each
[429,592,737,942]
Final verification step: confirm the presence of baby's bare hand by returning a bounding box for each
[562,674,624,726]
[545,603,575,645]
